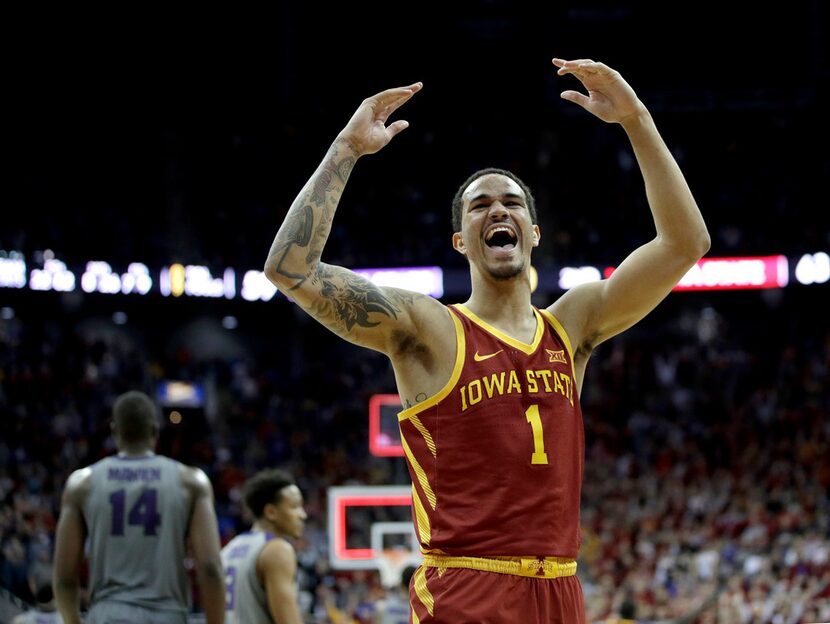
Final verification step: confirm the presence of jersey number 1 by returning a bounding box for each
[525,405,549,464]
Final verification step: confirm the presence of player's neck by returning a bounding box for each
[464,281,535,326]
[116,448,154,458]
[468,268,533,313]
[252,519,288,539]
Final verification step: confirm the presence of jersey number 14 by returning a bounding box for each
[109,489,162,536]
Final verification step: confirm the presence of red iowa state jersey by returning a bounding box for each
[397,303,585,559]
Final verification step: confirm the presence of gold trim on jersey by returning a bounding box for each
[412,484,431,545]
[408,414,436,457]
[398,309,465,421]
[411,604,421,624]
[538,309,574,364]
[413,565,434,616]
[453,304,544,355]
[401,435,436,509]
[422,554,577,579]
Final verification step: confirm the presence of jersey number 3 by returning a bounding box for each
[225,566,237,610]
[525,405,549,465]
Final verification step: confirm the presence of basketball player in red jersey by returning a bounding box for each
[264,58,709,623]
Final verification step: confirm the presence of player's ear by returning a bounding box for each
[532,225,540,247]
[452,232,467,255]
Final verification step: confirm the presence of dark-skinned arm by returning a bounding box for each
[184,467,226,624]
[52,469,90,624]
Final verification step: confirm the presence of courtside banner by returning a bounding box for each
[672,255,789,291]
[604,255,790,291]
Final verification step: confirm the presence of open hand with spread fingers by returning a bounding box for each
[337,82,423,157]
[552,58,645,125]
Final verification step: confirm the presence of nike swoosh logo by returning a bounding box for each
[473,349,504,362]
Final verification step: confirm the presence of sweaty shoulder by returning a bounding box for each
[548,281,604,359]
[258,537,297,574]
[179,464,213,497]
[63,466,93,505]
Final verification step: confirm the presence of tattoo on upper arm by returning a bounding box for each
[309,266,414,332]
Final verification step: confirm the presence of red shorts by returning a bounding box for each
[409,565,586,623]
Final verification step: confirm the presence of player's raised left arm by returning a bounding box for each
[550,58,710,351]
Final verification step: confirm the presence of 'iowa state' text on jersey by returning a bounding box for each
[397,304,585,559]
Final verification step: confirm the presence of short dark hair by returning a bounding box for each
[243,469,297,518]
[112,391,158,444]
[451,167,537,233]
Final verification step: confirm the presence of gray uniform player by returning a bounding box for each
[221,469,307,624]
[53,391,226,624]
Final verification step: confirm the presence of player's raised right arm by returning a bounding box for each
[53,468,90,624]
[184,467,225,624]
[264,83,424,353]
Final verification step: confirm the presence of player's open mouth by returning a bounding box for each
[484,225,518,252]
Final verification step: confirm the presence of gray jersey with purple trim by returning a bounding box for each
[221,531,275,624]
[82,454,190,615]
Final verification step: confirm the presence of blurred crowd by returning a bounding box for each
[3,6,828,624]
[1,285,828,623]
[578,301,830,622]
